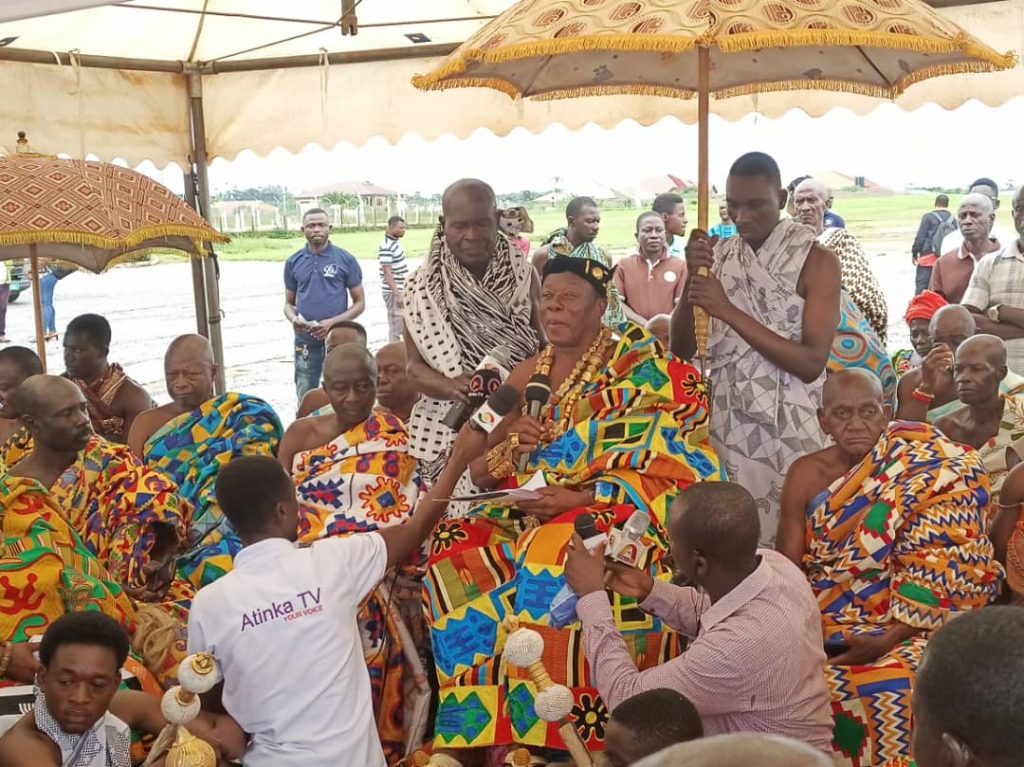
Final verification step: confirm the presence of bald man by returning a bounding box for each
[375,342,419,423]
[646,314,672,348]
[634,734,835,767]
[934,334,1024,503]
[276,343,423,762]
[564,482,833,750]
[127,334,283,588]
[7,375,194,608]
[405,178,540,487]
[778,369,1000,767]
[295,320,368,418]
[794,178,888,345]
[929,193,1002,304]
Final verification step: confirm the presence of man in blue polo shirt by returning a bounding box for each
[284,208,365,400]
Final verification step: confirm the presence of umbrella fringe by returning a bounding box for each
[412,33,700,92]
[0,224,229,253]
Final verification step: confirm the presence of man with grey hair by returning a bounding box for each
[964,184,1024,375]
[929,192,1002,303]
[634,734,835,767]
[793,177,888,344]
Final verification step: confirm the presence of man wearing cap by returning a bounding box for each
[421,255,722,765]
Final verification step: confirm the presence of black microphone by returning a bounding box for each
[516,373,551,473]
[442,346,512,431]
[470,384,520,433]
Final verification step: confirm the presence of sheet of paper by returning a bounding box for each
[446,471,548,503]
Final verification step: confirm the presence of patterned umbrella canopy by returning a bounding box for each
[0,155,227,273]
[413,0,1015,374]
[412,0,1016,102]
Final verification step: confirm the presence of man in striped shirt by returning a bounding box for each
[378,216,408,342]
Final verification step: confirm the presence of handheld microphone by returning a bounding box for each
[549,513,607,629]
[470,384,520,433]
[516,373,551,473]
[606,509,651,568]
[442,346,513,431]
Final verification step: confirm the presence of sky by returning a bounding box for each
[140,95,1024,198]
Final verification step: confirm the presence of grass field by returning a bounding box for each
[212,192,1015,263]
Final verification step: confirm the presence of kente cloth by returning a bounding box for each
[405,226,537,486]
[0,473,137,643]
[828,291,898,405]
[291,411,422,766]
[0,424,32,472]
[66,363,136,443]
[48,434,195,614]
[803,421,1001,767]
[292,410,422,542]
[927,370,1024,421]
[425,323,723,752]
[143,393,284,589]
[818,227,889,345]
[709,218,829,546]
[545,230,625,327]
[890,349,916,376]
[34,686,131,767]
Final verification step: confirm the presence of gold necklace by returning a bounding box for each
[533,326,614,432]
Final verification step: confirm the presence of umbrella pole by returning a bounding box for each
[694,45,711,385]
[29,244,46,373]
[188,71,227,395]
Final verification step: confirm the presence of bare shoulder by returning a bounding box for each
[507,352,541,389]
[0,714,60,766]
[797,244,841,299]
[128,403,177,451]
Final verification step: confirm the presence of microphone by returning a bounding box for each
[549,513,607,629]
[516,373,551,473]
[470,384,520,433]
[607,509,650,568]
[442,346,513,431]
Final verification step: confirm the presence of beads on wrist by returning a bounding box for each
[911,388,935,404]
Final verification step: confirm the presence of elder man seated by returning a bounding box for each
[778,369,1001,767]
[128,334,283,589]
[421,256,723,766]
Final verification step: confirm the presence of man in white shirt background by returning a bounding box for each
[940,177,1013,255]
[187,426,484,767]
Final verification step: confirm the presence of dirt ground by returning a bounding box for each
[2,239,915,427]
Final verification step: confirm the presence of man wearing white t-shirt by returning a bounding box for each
[186,427,484,767]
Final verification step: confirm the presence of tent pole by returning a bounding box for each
[29,245,47,372]
[188,70,227,395]
[183,169,210,338]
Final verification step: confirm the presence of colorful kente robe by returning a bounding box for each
[890,349,916,377]
[828,292,897,405]
[0,473,136,642]
[48,435,195,616]
[426,323,723,753]
[0,424,32,472]
[143,393,283,589]
[293,410,423,765]
[803,422,1001,767]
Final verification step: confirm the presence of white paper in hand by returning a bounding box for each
[447,470,548,503]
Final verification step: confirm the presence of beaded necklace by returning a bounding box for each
[532,326,614,434]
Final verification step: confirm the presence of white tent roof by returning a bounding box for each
[0,1,1021,167]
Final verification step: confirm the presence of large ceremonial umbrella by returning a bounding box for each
[0,153,228,376]
[413,0,1016,373]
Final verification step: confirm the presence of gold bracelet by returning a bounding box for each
[486,445,516,480]
[0,641,13,679]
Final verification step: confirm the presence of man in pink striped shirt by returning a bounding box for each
[565,482,833,751]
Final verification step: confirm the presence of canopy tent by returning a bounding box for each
[0,0,1021,168]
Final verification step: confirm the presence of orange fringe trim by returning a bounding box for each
[0,224,228,253]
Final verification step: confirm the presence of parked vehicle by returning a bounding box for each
[7,262,30,302]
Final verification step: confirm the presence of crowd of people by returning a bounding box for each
[0,150,1021,767]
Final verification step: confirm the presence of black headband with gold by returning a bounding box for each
[542,256,614,297]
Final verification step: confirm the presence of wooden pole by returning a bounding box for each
[187,72,227,396]
[29,245,46,372]
[694,46,711,378]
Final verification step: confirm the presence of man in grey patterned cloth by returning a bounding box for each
[671,152,841,545]
[404,179,541,495]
